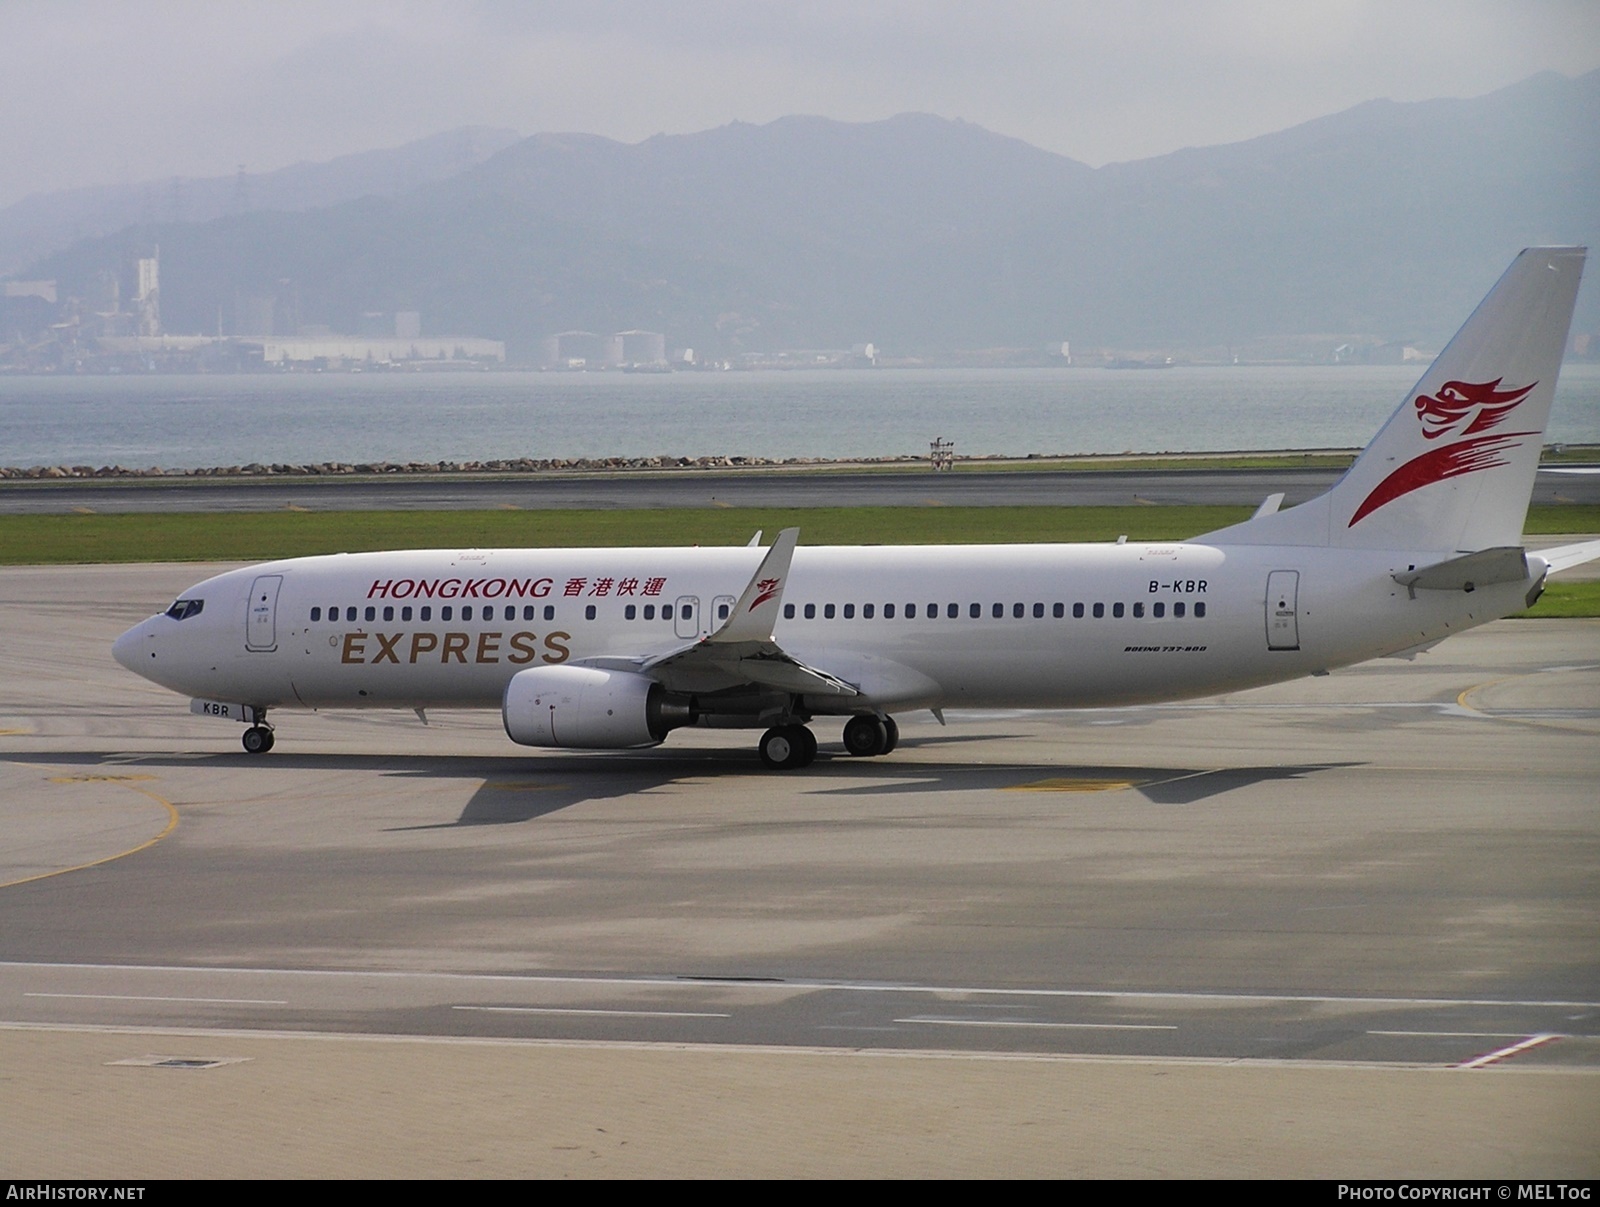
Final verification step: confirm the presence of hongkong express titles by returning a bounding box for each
[333,573,680,667]
[364,574,671,602]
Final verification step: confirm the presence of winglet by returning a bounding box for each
[709,527,799,644]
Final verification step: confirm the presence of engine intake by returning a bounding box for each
[502,665,692,748]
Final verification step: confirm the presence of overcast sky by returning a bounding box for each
[2,0,1597,209]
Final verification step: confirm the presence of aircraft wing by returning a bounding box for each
[584,528,860,698]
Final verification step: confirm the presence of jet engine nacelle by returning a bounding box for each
[502,665,692,749]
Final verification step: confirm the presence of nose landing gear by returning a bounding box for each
[242,718,275,754]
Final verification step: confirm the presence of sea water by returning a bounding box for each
[2,364,1597,471]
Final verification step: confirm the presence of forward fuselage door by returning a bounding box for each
[674,595,700,640]
[246,574,283,652]
[1265,570,1300,651]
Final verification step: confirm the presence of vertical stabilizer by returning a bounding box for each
[1201,247,1585,551]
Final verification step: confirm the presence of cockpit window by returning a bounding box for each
[165,598,204,621]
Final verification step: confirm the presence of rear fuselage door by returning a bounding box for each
[1265,570,1300,651]
[246,574,283,652]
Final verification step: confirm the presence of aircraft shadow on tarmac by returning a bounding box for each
[6,748,1358,826]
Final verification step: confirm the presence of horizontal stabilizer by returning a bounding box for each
[1393,546,1527,594]
[1253,492,1285,519]
[1538,537,1600,575]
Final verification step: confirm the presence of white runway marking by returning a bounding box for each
[26,992,288,1005]
[453,1005,731,1019]
[1368,1030,1558,1039]
[1456,1033,1562,1068]
[899,1017,1177,1031]
[8,960,1598,1012]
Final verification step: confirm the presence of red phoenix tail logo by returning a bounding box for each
[749,577,781,610]
[1349,377,1537,527]
[1414,377,1535,440]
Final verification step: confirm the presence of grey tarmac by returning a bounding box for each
[1,562,1597,1177]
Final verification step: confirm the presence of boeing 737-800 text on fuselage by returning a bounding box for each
[114,248,1600,769]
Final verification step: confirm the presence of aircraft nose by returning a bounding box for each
[113,620,151,674]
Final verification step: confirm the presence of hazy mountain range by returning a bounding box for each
[0,127,522,279]
[14,69,1599,358]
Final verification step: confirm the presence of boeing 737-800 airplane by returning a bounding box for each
[114,248,1599,769]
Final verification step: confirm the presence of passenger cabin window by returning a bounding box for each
[1092,603,1104,618]
[625,604,637,620]
[1153,602,1166,618]
[805,603,816,619]
[647,604,659,620]
[824,604,836,619]
[1195,602,1207,618]
[1133,602,1145,618]
[1053,603,1064,618]
[420,606,432,621]
[462,606,473,621]
[863,603,876,619]
[345,606,357,622]
[783,604,795,619]
[309,607,321,622]
[544,605,555,621]
[364,606,376,622]
[1073,603,1084,618]
[904,604,916,618]
[441,606,453,621]
[1174,601,1186,618]
[1112,602,1124,618]
[1013,603,1025,619]
[523,606,536,621]
[383,606,394,621]
[843,604,855,619]
[585,605,597,620]
[948,603,959,619]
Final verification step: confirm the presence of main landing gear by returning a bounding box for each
[241,715,275,754]
[758,714,899,770]
[842,714,898,757]
[759,723,817,770]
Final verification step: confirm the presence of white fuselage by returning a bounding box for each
[112,539,1539,722]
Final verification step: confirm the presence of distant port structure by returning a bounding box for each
[0,247,505,372]
[540,329,667,371]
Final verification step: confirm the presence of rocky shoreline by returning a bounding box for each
[0,448,1387,481]
[0,454,945,480]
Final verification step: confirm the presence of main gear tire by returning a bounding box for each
[759,724,816,770]
[842,715,889,757]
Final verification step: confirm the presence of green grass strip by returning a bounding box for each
[2,504,1597,566]
[0,506,1259,565]
[1514,580,1600,619]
